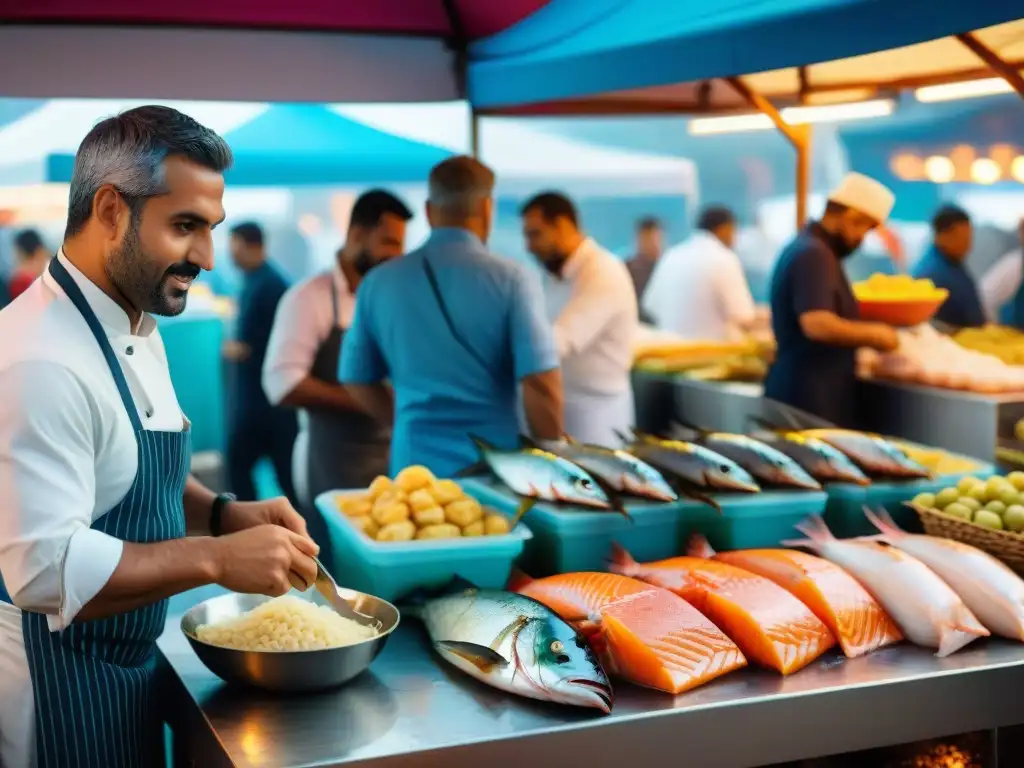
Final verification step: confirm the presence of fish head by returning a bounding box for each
[548,458,613,508]
[694,446,760,492]
[614,451,679,501]
[517,615,613,713]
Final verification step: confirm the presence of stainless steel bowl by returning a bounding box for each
[181,588,400,693]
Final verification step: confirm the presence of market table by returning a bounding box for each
[160,614,1024,768]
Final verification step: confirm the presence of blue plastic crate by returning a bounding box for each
[315,490,532,602]
[458,477,687,576]
[682,491,828,551]
[824,461,998,539]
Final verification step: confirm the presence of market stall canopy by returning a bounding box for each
[0,1,549,102]
[468,2,1024,113]
[43,104,455,186]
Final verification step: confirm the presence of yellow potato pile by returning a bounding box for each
[852,273,947,301]
[336,465,512,543]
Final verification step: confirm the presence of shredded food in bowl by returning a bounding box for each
[195,595,378,651]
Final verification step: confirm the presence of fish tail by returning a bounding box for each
[506,568,534,592]
[936,605,990,657]
[863,506,902,538]
[606,542,639,576]
[782,515,833,550]
[686,533,716,559]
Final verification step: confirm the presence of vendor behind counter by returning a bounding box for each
[912,205,985,330]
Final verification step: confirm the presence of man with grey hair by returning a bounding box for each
[339,155,564,476]
[0,105,319,768]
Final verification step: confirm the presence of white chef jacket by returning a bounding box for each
[542,238,637,447]
[979,249,1023,322]
[0,251,185,768]
[262,266,355,506]
[642,230,756,341]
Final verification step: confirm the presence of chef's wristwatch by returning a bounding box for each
[210,493,236,537]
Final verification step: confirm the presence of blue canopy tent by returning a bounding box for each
[44,103,454,185]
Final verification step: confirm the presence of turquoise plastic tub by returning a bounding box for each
[683,491,828,551]
[824,462,998,539]
[315,490,532,602]
[458,477,687,576]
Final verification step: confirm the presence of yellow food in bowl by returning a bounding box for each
[195,595,378,651]
[853,273,947,301]
[335,465,513,543]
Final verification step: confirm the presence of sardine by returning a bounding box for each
[868,507,1024,642]
[801,429,931,479]
[696,432,822,491]
[784,516,989,656]
[404,579,613,712]
[627,433,761,493]
[754,430,871,486]
[530,436,679,503]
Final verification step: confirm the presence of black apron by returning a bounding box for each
[305,279,390,498]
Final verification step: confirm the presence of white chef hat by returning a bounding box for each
[827,172,895,224]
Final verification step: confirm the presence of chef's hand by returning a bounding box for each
[867,323,900,353]
[212,525,319,596]
[221,496,310,538]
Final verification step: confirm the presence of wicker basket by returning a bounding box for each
[913,504,1024,573]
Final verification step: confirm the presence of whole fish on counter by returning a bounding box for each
[687,534,902,658]
[799,429,931,480]
[404,578,613,712]
[749,426,871,486]
[521,435,679,503]
[609,544,835,674]
[669,423,822,491]
[784,516,989,656]
[867,508,1024,642]
[514,570,746,694]
[625,431,761,494]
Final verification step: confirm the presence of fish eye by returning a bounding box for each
[550,640,564,654]
[576,478,593,490]
[720,464,731,473]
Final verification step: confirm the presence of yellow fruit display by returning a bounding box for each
[335,466,513,542]
[852,273,947,302]
[954,325,1024,365]
[889,441,984,476]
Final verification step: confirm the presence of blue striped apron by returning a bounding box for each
[18,257,191,767]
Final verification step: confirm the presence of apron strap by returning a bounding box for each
[48,257,144,432]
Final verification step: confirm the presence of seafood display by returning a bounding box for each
[688,535,902,658]
[751,429,872,486]
[334,465,512,541]
[514,570,746,694]
[784,516,989,657]
[608,544,835,674]
[626,432,761,493]
[404,579,613,712]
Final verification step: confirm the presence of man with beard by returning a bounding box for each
[262,190,412,515]
[765,173,899,426]
[520,191,637,447]
[0,106,318,768]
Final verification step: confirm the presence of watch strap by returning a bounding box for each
[210,493,236,537]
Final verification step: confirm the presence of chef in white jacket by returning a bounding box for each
[520,192,637,447]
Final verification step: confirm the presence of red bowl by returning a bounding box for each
[856,292,949,327]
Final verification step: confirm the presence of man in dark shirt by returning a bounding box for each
[911,205,984,329]
[224,222,298,502]
[626,217,662,321]
[765,173,899,426]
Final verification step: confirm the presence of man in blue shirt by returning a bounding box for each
[338,156,564,478]
[912,205,985,329]
[224,222,298,502]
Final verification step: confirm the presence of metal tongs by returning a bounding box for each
[309,556,383,632]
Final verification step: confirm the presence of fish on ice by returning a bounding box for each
[784,516,989,656]
[687,534,902,658]
[750,428,872,486]
[625,431,761,494]
[694,431,822,491]
[404,578,613,712]
[609,544,835,674]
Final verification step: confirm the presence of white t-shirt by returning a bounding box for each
[979,249,1023,322]
[642,230,756,341]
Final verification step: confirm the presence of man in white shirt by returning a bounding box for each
[979,217,1024,324]
[643,205,758,341]
[520,192,637,447]
[0,106,318,768]
[262,190,412,509]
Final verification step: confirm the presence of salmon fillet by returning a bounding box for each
[516,571,746,694]
[610,544,836,674]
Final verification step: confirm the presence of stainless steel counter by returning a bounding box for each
[160,616,1024,768]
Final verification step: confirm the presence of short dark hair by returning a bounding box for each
[932,204,970,235]
[13,229,45,256]
[697,205,735,233]
[64,105,233,239]
[427,156,495,218]
[349,189,413,231]
[230,221,264,247]
[636,217,661,232]
[520,191,579,228]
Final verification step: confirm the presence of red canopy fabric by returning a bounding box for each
[0,0,548,39]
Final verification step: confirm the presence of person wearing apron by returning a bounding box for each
[519,193,637,447]
[765,173,900,426]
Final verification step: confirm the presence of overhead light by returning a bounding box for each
[924,156,955,184]
[971,158,1002,185]
[1011,156,1024,183]
[689,99,894,136]
[915,78,1013,103]
[890,153,924,180]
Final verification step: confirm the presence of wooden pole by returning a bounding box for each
[726,76,811,228]
[956,33,1024,99]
